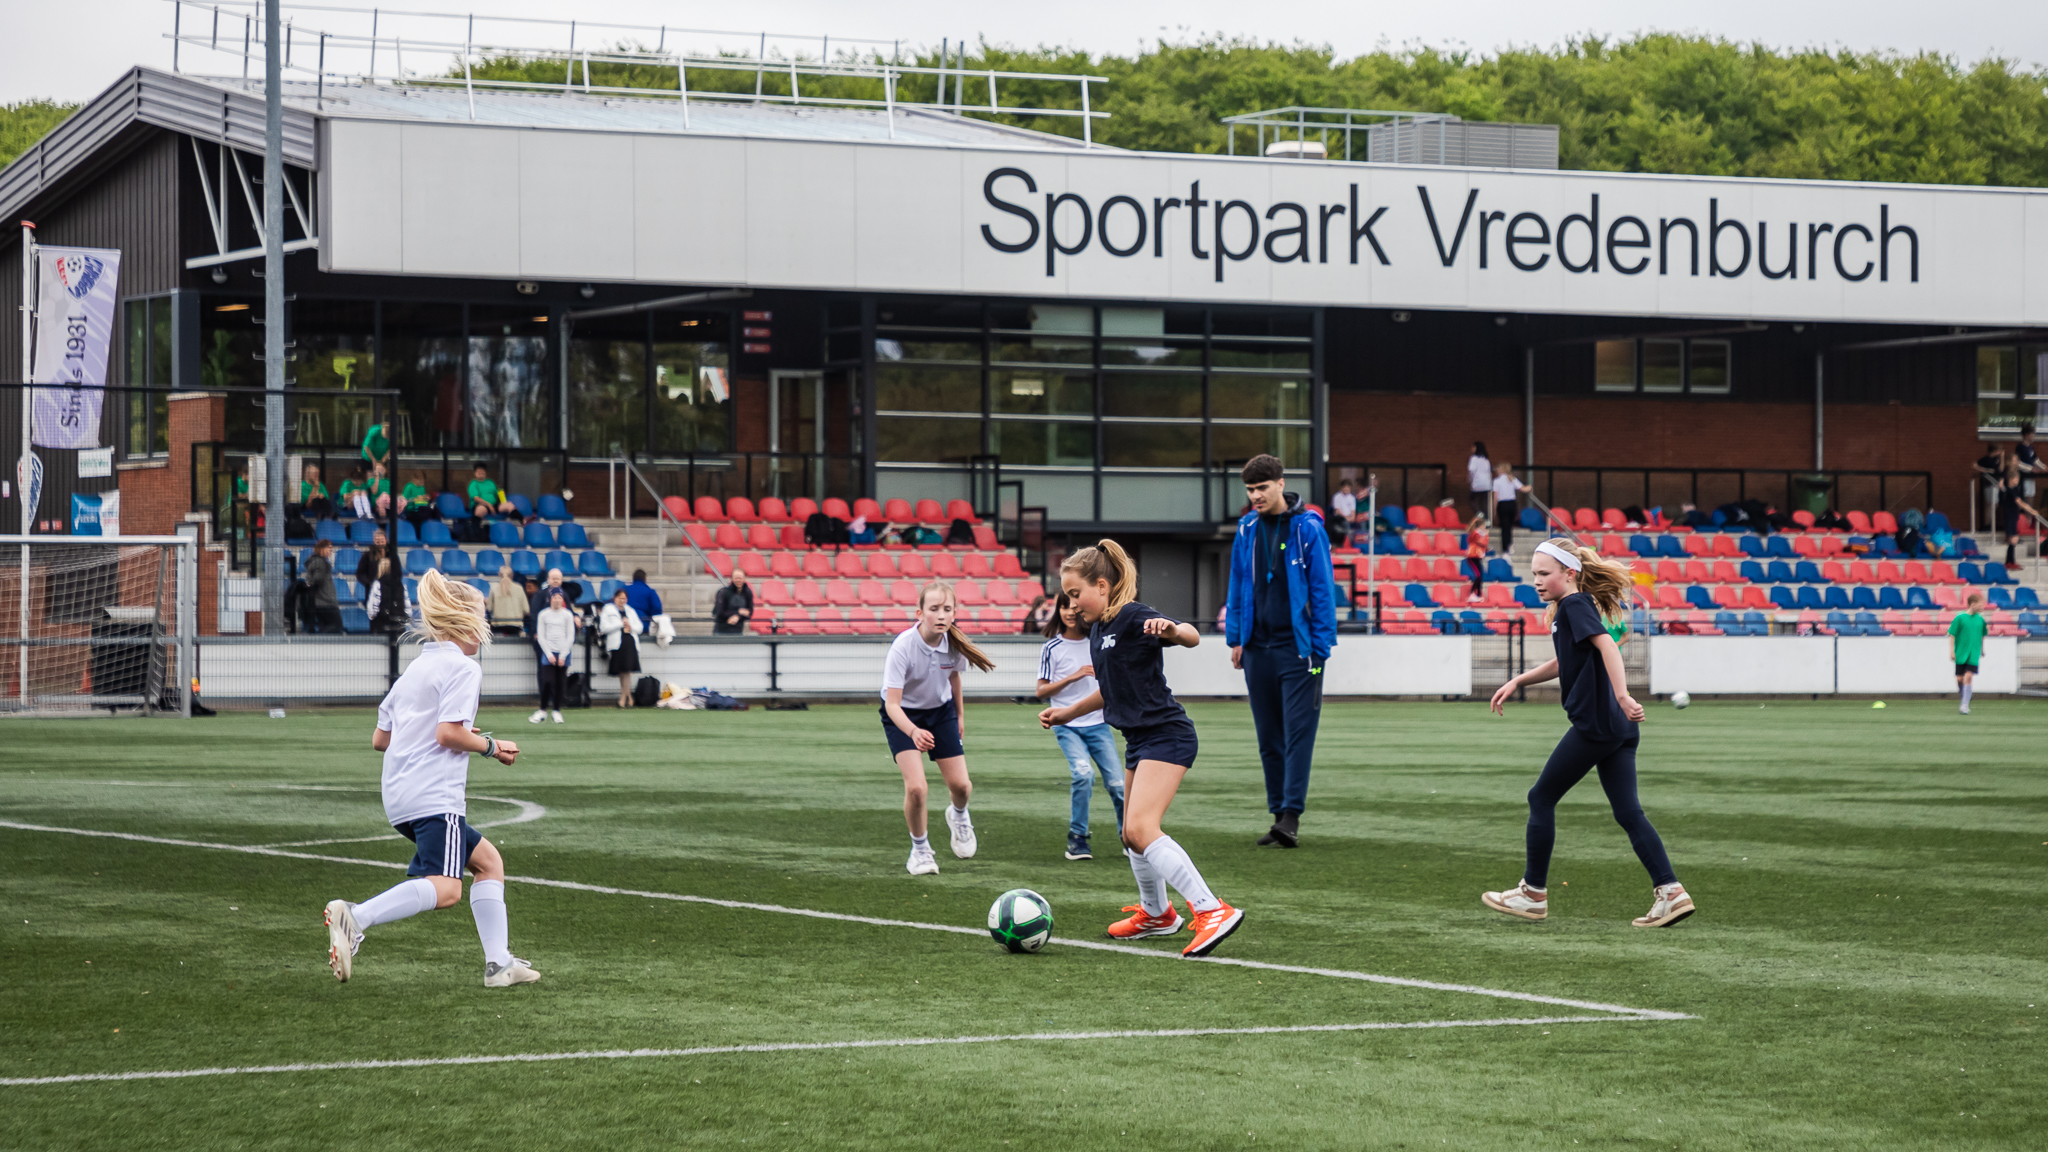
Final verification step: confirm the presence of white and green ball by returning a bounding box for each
[1671,691,1691,709]
[987,888,1053,953]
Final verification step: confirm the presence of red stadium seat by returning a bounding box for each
[867,553,901,580]
[791,497,820,521]
[715,524,747,550]
[1820,561,1848,583]
[662,496,692,523]
[985,581,1018,605]
[1682,535,1711,556]
[726,497,757,522]
[1791,510,1816,529]
[703,551,733,578]
[779,612,821,636]
[1816,535,1846,555]
[1656,586,1688,610]
[1791,536,1818,558]
[680,524,714,550]
[816,611,854,635]
[899,554,932,580]
[1656,560,1683,583]
[1482,584,1518,608]
[955,580,986,605]
[891,580,921,606]
[1899,561,1930,584]
[770,553,802,578]
[802,553,835,579]
[822,498,853,521]
[1874,561,1903,584]
[930,554,962,579]
[849,609,889,636]
[1740,587,1773,610]
[738,553,770,578]
[827,580,860,607]
[1871,511,1899,535]
[1929,561,1962,585]
[914,498,946,524]
[793,580,828,607]
[1404,531,1434,555]
[1430,531,1456,554]
[758,497,791,523]
[780,525,807,549]
[756,579,793,606]
[1406,505,1432,528]
[835,552,868,579]
[1710,535,1742,558]
[694,496,726,522]
[1846,561,1876,584]
[883,498,915,523]
[993,553,1026,579]
[1711,560,1741,584]
[1430,558,1463,582]
[1573,508,1600,531]
[958,554,990,579]
[748,524,780,550]
[973,524,1001,551]
[1682,560,1711,584]
[1602,508,1627,529]
[750,614,778,635]
[1845,511,1873,534]
[1601,534,1629,556]
[947,499,979,524]
[853,498,884,522]
[1713,586,1742,609]
[1422,506,1452,530]
[859,580,893,607]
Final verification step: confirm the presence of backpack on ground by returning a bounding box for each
[565,672,592,708]
[690,686,747,711]
[633,675,662,708]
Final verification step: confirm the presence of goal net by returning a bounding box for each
[0,537,193,717]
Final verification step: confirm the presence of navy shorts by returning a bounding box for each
[881,703,965,760]
[1956,662,1979,676]
[1122,716,1198,772]
[396,813,482,878]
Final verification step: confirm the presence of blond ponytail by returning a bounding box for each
[1061,538,1138,620]
[1540,543,1637,629]
[918,579,995,672]
[410,568,492,649]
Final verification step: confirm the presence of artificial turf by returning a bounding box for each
[0,698,2041,1150]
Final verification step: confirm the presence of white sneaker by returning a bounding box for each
[944,807,978,859]
[483,957,541,987]
[1960,704,1970,715]
[550,710,564,723]
[1632,882,1696,928]
[528,709,545,724]
[906,844,939,875]
[323,899,362,982]
[1481,881,1549,921]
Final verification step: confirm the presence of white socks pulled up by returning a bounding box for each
[1139,835,1221,914]
[470,878,512,968]
[1125,848,1171,916]
[351,877,437,929]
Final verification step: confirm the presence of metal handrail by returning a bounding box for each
[614,456,717,584]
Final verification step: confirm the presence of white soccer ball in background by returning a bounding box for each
[1671,691,1691,709]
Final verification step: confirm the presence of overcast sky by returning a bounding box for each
[5,0,2045,105]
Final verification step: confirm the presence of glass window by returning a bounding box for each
[1209,341,1310,371]
[877,363,981,414]
[381,303,466,452]
[1212,424,1311,468]
[201,296,262,444]
[877,416,981,462]
[1102,373,1201,419]
[991,339,1091,365]
[1641,339,1683,393]
[1212,374,1309,421]
[876,298,982,330]
[121,298,173,456]
[991,420,1093,467]
[291,299,376,451]
[1595,339,1636,391]
[992,367,1091,416]
[567,311,646,457]
[1688,339,1730,394]
[466,305,551,450]
[877,335,981,363]
[1100,341,1203,368]
[125,300,148,455]
[1102,423,1202,468]
[1978,347,2018,398]
[651,311,730,456]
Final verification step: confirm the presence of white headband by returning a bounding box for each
[1535,540,1583,572]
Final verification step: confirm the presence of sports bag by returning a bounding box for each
[633,675,662,708]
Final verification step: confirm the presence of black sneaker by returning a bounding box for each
[1269,811,1300,849]
[1064,834,1092,860]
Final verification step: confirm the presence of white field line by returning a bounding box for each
[28,783,548,848]
[0,1015,1658,1088]
[0,818,1692,1023]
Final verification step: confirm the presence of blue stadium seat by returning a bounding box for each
[1795,587,1825,610]
[341,606,371,634]
[1741,611,1769,635]
[557,522,592,549]
[544,549,574,574]
[1958,561,1987,585]
[1740,560,1767,584]
[537,494,571,522]
[466,578,491,599]
[1956,535,1982,557]
[348,520,377,545]
[1765,536,1796,559]
[1986,586,2013,609]
[510,549,541,579]
[1905,586,1933,610]
[286,523,316,546]
[1376,532,1409,556]
[489,520,523,548]
[2015,586,2041,608]
[1824,610,1851,634]
[441,550,476,576]
[1851,586,1879,611]
[570,579,599,606]
[1768,586,1796,610]
[1405,583,1438,609]
[2020,611,2048,637]
[1686,586,1716,610]
[1876,586,1906,611]
[1855,611,1887,636]
[1714,611,1740,633]
[1987,563,2018,585]
[1430,609,1457,633]
[1767,560,1795,584]
[1823,586,1852,611]
[1870,533,1898,558]
[1845,534,1870,553]
[1514,584,1543,608]
[1926,510,1950,533]
[1381,506,1409,531]
[525,522,557,549]
[1794,560,1826,583]
[315,520,347,544]
[1656,536,1686,559]
[403,577,419,602]
[1520,507,1544,531]
[1627,534,1654,557]
[421,520,456,548]
[395,519,419,546]
[404,549,435,577]
[1460,612,1493,635]
[1484,557,1518,583]
[334,547,362,573]
[334,579,360,605]
[509,494,536,520]
[577,550,614,578]
[598,578,626,602]
[436,492,472,521]
[1739,537,1766,559]
[474,549,504,576]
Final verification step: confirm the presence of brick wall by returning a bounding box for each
[116,392,231,633]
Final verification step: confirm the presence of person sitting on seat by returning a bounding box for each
[712,569,752,635]
[340,466,375,519]
[467,462,517,521]
[490,567,530,636]
[401,470,438,527]
[367,461,393,518]
[300,464,333,520]
[624,569,674,647]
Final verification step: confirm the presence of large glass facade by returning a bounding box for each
[122,296,173,456]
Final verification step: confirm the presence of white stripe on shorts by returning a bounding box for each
[445,813,458,876]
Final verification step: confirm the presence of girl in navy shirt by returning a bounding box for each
[1039,539,1244,957]
[1485,540,1694,928]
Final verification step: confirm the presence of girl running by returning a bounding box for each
[1484,540,1695,928]
[881,581,995,876]
[1038,540,1244,958]
[322,570,539,987]
[1037,589,1126,862]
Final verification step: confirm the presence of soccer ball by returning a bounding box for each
[1671,691,1691,709]
[987,888,1053,953]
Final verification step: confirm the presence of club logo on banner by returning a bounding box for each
[30,245,122,451]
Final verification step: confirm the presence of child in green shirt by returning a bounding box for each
[1948,592,1988,715]
[400,470,434,527]
[467,463,515,520]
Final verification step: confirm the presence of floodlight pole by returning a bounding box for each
[17,219,33,706]
[261,0,287,635]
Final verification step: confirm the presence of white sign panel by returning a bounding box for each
[321,120,2048,325]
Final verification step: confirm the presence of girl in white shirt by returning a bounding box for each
[530,590,577,724]
[1036,590,1125,861]
[1467,440,1493,520]
[322,570,536,988]
[881,581,995,876]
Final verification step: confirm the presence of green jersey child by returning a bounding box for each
[1948,592,1987,715]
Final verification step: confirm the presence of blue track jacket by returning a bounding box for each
[1226,493,1338,663]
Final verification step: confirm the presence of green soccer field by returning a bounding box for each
[1,698,2041,1150]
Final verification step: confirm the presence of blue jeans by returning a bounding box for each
[1053,723,1126,838]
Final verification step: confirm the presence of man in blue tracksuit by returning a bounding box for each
[1225,454,1338,848]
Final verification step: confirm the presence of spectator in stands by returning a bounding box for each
[365,557,409,632]
[1464,513,1489,603]
[303,539,342,633]
[1976,444,2007,532]
[625,569,664,622]
[355,527,388,590]
[599,588,645,706]
[401,470,438,527]
[300,464,333,520]
[1492,462,1528,552]
[1467,441,1492,520]
[367,461,392,518]
[490,568,530,636]
[849,514,875,545]
[712,569,753,635]
[1997,456,2027,569]
[340,466,375,519]
[2020,423,2046,502]
[1023,594,1055,635]
[1225,454,1338,849]
[531,590,576,725]
[467,462,516,521]
[1329,479,1358,549]
[360,420,391,472]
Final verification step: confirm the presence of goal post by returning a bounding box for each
[1,535,198,718]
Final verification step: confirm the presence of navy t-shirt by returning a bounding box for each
[1551,592,1635,742]
[1250,513,1296,648]
[1089,601,1188,730]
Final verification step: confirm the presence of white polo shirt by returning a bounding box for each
[375,640,484,825]
[1038,635,1105,727]
[880,627,961,709]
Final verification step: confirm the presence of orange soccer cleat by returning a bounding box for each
[1106,903,1183,939]
[1181,902,1245,958]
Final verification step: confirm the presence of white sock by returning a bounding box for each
[1142,835,1220,913]
[351,877,437,929]
[947,803,970,825]
[910,833,930,850]
[1961,683,1974,708]
[1125,848,1170,916]
[469,879,513,968]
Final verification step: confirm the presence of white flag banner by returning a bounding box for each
[30,245,121,450]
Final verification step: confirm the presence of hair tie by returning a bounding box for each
[1535,540,1583,572]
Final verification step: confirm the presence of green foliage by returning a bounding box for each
[463,34,2048,186]
[0,99,79,170]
